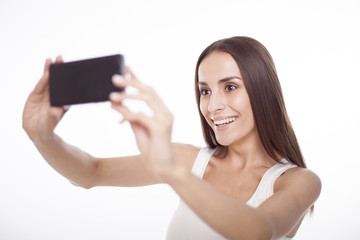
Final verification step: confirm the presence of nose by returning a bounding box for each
[207,91,225,113]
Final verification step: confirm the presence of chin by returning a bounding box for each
[215,137,232,147]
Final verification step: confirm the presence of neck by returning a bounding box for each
[224,131,275,169]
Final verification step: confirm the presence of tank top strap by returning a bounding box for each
[191,147,217,178]
[247,159,297,208]
[262,159,297,195]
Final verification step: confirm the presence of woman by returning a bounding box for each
[23,36,321,239]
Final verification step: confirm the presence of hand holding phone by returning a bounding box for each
[49,54,125,106]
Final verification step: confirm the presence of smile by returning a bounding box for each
[213,117,236,126]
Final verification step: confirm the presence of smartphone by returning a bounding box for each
[49,54,125,106]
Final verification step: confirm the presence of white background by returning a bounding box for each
[1,0,360,239]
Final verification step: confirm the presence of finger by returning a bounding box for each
[123,111,154,128]
[110,91,166,117]
[110,91,155,105]
[112,75,160,102]
[36,55,62,94]
[33,58,52,94]
[43,58,52,72]
[125,66,140,83]
[111,102,129,122]
[55,55,63,63]
[111,101,126,113]
[111,74,127,88]
[111,102,153,127]
[112,67,145,90]
[112,74,144,90]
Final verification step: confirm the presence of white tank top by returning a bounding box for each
[166,147,297,240]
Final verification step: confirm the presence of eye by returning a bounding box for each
[200,88,211,96]
[225,84,237,92]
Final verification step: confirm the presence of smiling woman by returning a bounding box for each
[22,36,321,240]
[195,37,306,167]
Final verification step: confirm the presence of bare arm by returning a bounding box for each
[27,132,160,188]
[94,143,199,187]
[28,131,196,188]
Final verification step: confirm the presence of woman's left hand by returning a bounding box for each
[109,68,176,180]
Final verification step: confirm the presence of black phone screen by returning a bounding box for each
[49,54,125,106]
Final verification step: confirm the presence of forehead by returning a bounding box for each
[198,51,242,82]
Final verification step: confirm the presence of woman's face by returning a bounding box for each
[198,51,257,146]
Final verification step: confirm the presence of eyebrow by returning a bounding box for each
[197,76,242,86]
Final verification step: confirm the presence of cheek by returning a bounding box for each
[199,99,212,124]
[199,99,207,116]
[233,95,254,124]
[242,104,255,128]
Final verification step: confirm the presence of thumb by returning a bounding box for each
[50,106,68,121]
[130,122,150,154]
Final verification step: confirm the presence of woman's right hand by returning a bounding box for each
[22,56,68,142]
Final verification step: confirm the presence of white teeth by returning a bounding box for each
[213,117,236,126]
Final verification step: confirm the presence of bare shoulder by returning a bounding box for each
[172,143,201,171]
[276,166,322,206]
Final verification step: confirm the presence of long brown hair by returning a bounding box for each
[195,36,306,168]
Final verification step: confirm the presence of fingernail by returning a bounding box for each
[109,92,121,100]
[112,74,124,84]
